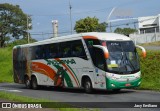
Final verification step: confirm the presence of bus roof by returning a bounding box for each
[82,32,131,41]
[13,32,131,48]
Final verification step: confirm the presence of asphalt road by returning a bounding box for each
[0,83,160,111]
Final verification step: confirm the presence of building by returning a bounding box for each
[138,14,160,34]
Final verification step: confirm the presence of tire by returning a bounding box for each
[84,78,93,94]
[31,76,39,90]
[24,76,31,89]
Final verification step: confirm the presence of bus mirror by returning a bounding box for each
[93,45,109,59]
[142,51,146,58]
[136,45,146,58]
[104,52,109,59]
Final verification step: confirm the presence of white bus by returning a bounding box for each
[13,32,146,93]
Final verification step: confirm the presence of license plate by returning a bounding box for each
[125,83,131,86]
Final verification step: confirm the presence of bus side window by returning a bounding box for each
[33,45,45,59]
[44,44,50,59]
[49,43,58,58]
[44,43,58,59]
[92,47,106,71]
[71,40,87,59]
[34,45,45,59]
[59,42,72,58]
[85,39,101,61]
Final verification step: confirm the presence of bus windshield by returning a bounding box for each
[106,41,140,74]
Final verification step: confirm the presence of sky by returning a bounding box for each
[0,0,160,41]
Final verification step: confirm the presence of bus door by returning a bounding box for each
[92,47,106,89]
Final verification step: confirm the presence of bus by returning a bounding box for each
[13,32,146,93]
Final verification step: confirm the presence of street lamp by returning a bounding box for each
[52,20,58,38]
[27,14,32,43]
[69,0,72,34]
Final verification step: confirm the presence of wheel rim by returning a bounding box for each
[26,80,30,87]
[32,77,38,89]
[33,79,36,88]
[85,81,91,91]
[25,78,30,88]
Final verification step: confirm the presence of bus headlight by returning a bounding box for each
[138,81,141,85]
[111,84,115,87]
[135,74,141,79]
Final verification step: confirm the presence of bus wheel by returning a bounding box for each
[24,76,31,89]
[31,76,39,90]
[84,78,93,93]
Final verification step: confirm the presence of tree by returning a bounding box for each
[8,38,37,47]
[0,3,32,47]
[114,27,137,36]
[74,17,107,33]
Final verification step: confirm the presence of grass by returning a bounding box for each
[0,91,50,102]
[140,41,160,46]
[0,47,13,82]
[138,50,160,91]
[0,91,96,111]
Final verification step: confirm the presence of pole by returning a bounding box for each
[69,0,72,34]
[27,14,30,43]
[52,20,58,38]
[52,20,54,38]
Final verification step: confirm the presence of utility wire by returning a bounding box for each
[30,30,75,35]
[29,16,157,36]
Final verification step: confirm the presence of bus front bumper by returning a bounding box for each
[106,78,141,90]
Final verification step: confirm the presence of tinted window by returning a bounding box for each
[71,40,87,59]
[121,41,135,52]
[107,42,122,52]
[85,39,101,46]
[59,41,72,58]
[45,43,59,58]
[106,41,135,52]
[92,47,106,71]
[31,40,87,60]
[32,45,45,59]
[85,39,101,62]
[106,41,140,74]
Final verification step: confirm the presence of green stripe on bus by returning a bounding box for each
[54,65,73,87]
[67,64,80,86]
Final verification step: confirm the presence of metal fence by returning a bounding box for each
[129,32,160,44]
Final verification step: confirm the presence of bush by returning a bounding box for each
[7,38,37,48]
[139,50,160,90]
